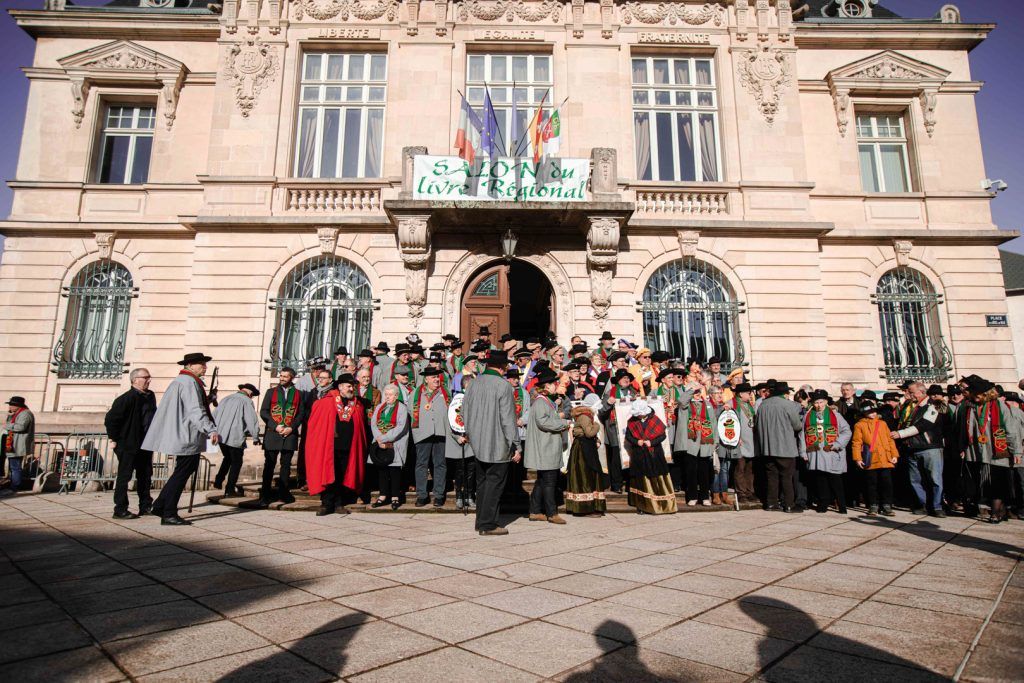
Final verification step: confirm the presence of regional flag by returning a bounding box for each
[527,92,548,164]
[541,109,560,156]
[454,96,484,164]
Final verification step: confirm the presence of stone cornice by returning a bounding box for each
[794,22,994,51]
[821,228,1018,246]
[11,9,221,41]
[626,218,834,238]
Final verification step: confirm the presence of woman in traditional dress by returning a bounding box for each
[961,376,1023,523]
[565,394,606,517]
[801,389,852,514]
[369,385,410,510]
[624,401,677,515]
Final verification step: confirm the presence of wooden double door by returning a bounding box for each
[460,260,553,343]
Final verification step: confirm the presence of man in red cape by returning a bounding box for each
[305,373,369,516]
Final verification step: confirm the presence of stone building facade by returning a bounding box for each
[0,0,1017,420]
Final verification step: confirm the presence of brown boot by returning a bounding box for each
[547,515,567,525]
[529,513,547,522]
[712,492,722,505]
[721,492,732,506]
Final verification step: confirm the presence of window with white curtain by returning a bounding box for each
[631,56,721,182]
[857,114,913,193]
[97,105,155,184]
[295,52,387,178]
[465,53,552,157]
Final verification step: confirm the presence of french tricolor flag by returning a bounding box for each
[454,96,484,164]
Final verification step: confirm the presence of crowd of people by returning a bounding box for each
[2,327,1022,535]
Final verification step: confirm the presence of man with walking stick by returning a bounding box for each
[144,352,220,525]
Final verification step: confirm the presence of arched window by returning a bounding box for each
[55,261,135,378]
[874,267,952,383]
[270,255,374,372]
[640,258,743,367]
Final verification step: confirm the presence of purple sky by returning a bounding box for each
[0,0,1021,254]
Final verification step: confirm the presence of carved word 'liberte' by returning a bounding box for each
[315,28,380,39]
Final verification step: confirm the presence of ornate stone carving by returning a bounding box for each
[755,0,769,41]
[620,1,724,26]
[94,232,116,260]
[317,227,339,255]
[939,4,961,23]
[223,0,239,32]
[293,0,399,21]
[590,148,617,198]
[160,77,182,130]
[69,78,90,129]
[893,239,913,266]
[600,0,613,38]
[919,90,938,137]
[677,230,699,257]
[225,37,278,118]
[571,0,584,38]
[586,216,620,320]
[83,51,159,70]
[267,0,282,33]
[397,215,433,322]
[735,0,749,40]
[456,0,561,22]
[435,0,448,35]
[246,0,260,33]
[778,0,792,41]
[406,0,420,34]
[850,59,927,80]
[402,146,428,197]
[832,87,850,137]
[736,46,792,124]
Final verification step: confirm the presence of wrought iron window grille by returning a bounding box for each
[52,261,136,379]
[871,266,952,383]
[636,257,745,370]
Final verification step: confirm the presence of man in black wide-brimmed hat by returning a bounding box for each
[143,352,220,525]
[755,381,805,512]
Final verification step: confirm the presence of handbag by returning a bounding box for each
[861,420,881,469]
[368,442,395,467]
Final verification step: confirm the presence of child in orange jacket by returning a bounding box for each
[851,402,899,516]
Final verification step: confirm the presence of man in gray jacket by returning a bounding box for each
[213,383,261,497]
[755,381,804,512]
[463,350,521,535]
[525,367,571,525]
[1,396,34,496]
[143,352,220,525]
[410,367,451,508]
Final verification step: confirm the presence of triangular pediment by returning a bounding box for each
[58,40,185,74]
[829,50,950,84]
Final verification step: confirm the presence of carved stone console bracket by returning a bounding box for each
[317,227,339,255]
[893,239,913,266]
[590,148,619,201]
[396,214,434,325]
[586,215,621,320]
[58,40,188,129]
[826,50,950,138]
[677,230,700,257]
[94,232,116,260]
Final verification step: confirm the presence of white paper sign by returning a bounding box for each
[413,155,590,202]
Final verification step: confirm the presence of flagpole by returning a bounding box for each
[483,82,508,158]
[510,80,520,158]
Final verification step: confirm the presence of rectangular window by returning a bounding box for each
[631,56,721,182]
[97,105,155,184]
[856,114,912,193]
[465,53,553,157]
[295,52,387,178]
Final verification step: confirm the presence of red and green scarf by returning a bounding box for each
[411,384,450,428]
[512,385,527,418]
[627,411,666,445]
[361,384,381,414]
[270,385,299,427]
[4,407,25,454]
[972,399,1009,457]
[898,399,916,429]
[376,402,398,434]
[607,385,631,422]
[804,407,839,451]
[687,399,714,444]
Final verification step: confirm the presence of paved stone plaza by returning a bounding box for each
[0,495,1021,682]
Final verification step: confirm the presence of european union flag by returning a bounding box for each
[481,89,503,160]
